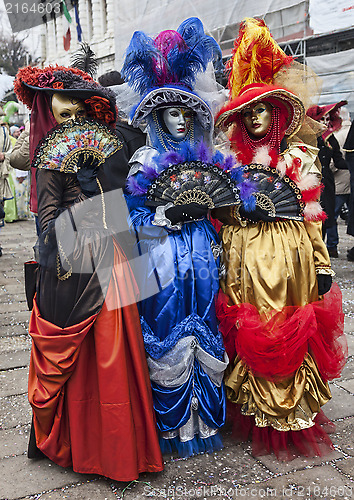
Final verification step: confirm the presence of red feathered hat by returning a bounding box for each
[215,18,305,138]
[307,101,347,140]
[216,83,304,137]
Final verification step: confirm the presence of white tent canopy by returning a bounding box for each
[307,48,354,115]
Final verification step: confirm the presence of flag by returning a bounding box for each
[62,0,72,51]
[74,2,82,43]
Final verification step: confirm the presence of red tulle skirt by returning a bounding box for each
[217,283,347,461]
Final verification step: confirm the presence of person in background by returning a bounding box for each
[6,120,32,222]
[307,103,348,257]
[10,125,21,142]
[344,120,354,261]
[325,108,352,257]
[0,109,13,256]
[10,120,30,172]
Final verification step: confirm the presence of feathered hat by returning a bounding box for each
[121,17,223,131]
[215,18,305,137]
[307,101,347,140]
[14,65,117,126]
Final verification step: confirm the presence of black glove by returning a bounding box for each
[76,154,100,197]
[166,203,209,225]
[239,204,276,223]
[317,274,332,295]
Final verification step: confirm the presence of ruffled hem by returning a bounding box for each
[159,432,223,458]
[227,403,335,461]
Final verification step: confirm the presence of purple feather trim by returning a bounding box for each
[126,176,148,196]
[142,164,159,180]
[196,141,212,163]
[159,150,184,167]
[239,180,257,210]
[223,155,234,171]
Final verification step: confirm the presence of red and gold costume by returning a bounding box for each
[213,18,347,460]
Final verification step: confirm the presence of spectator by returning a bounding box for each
[5,121,31,222]
[326,107,351,256]
[0,113,13,255]
[344,121,354,261]
[307,103,348,257]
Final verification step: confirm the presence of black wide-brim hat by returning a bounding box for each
[14,65,117,126]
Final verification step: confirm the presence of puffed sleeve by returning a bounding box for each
[304,220,333,274]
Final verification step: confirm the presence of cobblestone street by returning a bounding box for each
[0,218,353,500]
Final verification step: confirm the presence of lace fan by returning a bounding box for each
[245,163,304,220]
[145,161,241,209]
[32,117,122,174]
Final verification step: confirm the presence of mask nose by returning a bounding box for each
[178,112,186,126]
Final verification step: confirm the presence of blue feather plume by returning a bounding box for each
[229,165,244,183]
[121,31,162,94]
[172,17,224,88]
[179,141,197,161]
[212,150,224,164]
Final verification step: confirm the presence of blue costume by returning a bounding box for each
[120,18,229,456]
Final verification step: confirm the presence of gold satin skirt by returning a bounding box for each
[219,220,330,431]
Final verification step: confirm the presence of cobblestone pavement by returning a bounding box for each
[0,219,353,500]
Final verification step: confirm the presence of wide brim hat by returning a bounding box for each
[130,85,213,131]
[14,65,117,126]
[215,83,305,138]
[306,101,347,122]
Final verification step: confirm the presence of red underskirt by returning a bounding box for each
[227,402,335,461]
[28,241,163,481]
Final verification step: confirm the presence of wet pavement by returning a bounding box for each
[0,219,353,500]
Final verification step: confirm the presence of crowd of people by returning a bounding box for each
[0,16,350,481]
[0,114,32,254]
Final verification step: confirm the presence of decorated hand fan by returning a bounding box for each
[244,163,304,221]
[32,117,123,173]
[145,161,241,209]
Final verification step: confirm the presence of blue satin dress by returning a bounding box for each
[127,195,227,457]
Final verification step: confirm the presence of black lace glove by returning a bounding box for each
[317,274,332,295]
[76,154,100,197]
[239,204,276,223]
[166,203,209,225]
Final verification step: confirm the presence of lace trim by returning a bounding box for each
[161,409,218,441]
[152,202,182,230]
[141,313,225,360]
[210,241,223,260]
[147,336,228,388]
[316,267,335,277]
[132,88,213,130]
[240,398,317,432]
